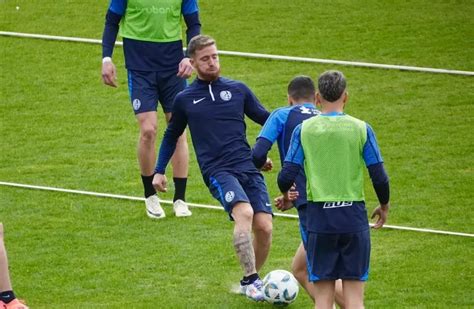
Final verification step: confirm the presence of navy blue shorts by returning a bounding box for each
[297,204,309,250]
[208,171,273,220]
[307,229,370,282]
[127,69,187,114]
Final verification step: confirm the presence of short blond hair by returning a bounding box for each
[187,35,216,57]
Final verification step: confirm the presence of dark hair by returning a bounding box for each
[288,75,316,101]
[318,70,347,102]
[187,35,216,57]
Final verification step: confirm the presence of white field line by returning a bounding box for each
[1,181,473,238]
[1,31,473,76]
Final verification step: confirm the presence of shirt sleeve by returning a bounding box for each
[183,12,201,48]
[257,108,287,143]
[241,83,270,125]
[252,138,273,169]
[368,163,390,204]
[182,0,199,15]
[154,97,188,174]
[284,124,304,166]
[101,0,126,58]
[277,124,305,192]
[363,123,384,167]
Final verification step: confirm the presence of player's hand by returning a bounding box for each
[260,158,273,172]
[371,203,390,229]
[152,174,168,192]
[274,195,293,211]
[275,186,299,211]
[177,57,193,78]
[285,185,299,202]
[102,60,118,87]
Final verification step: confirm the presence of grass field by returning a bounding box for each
[1,0,473,308]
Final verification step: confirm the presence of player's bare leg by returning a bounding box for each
[342,280,365,309]
[292,242,315,299]
[335,279,345,308]
[136,112,165,218]
[137,111,157,176]
[232,203,264,301]
[232,203,256,276]
[252,212,272,272]
[293,244,345,307]
[313,280,336,309]
[0,224,29,309]
[0,224,13,293]
[165,112,191,217]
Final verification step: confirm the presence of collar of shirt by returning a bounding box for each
[195,77,221,85]
[321,111,345,116]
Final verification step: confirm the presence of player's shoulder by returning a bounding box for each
[219,77,250,92]
[260,106,290,131]
[344,113,366,124]
[174,84,197,104]
[269,106,292,119]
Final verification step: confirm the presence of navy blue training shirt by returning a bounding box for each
[155,77,270,184]
[253,103,320,208]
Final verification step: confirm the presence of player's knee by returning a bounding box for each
[232,203,254,224]
[291,261,306,283]
[254,218,272,239]
[240,208,254,223]
[140,125,157,143]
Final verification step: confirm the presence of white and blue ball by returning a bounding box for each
[262,269,299,306]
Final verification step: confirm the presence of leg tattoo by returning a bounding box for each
[233,231,256,276]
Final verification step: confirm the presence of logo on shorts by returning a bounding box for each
[323,201,353,209]
[220,90,232,101]
[225,191,235,203]
[132,99,141,111]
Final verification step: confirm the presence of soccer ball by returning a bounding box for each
[262,269,299,305]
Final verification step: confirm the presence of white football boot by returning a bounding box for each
[173,199,192,217]
[145,195,166,219]
[245,279,265,302]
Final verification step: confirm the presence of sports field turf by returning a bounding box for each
[1,1,473,308]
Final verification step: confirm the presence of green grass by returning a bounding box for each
[1,0,473,308]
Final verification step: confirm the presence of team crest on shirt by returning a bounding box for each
[220,90,232,101]
[132,99,141,111]
[225,191,235,203]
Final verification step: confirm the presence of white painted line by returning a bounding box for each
[1,181,473,237]
[1,31,473,76]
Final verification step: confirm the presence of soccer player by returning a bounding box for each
[153,35,273,302]
[0,224,29,309]
[101,0,201,219]
[252,75,344,306]
[278,70,390,309]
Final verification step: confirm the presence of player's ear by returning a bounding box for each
[342,91,348,109]
[315,92,323,108]
[316,92,322,104]
[189,57,195,68]
[287,94,292,105]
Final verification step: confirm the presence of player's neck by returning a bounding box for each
[197,74,219,83]
[291,101,314,106]
[320,101,344,114]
